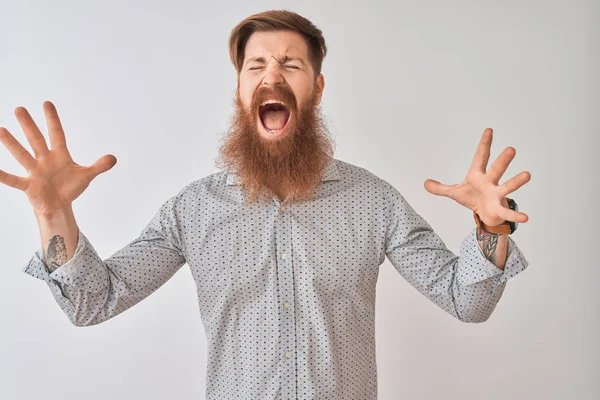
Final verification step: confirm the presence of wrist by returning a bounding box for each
[472,197,517,235]
[33,204,74,225]
[477,225,501,236]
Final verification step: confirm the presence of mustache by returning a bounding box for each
[251,85,298,113]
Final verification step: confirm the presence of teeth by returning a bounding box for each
[261,99,285,107]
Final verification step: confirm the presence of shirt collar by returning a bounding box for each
[226,157,341,186]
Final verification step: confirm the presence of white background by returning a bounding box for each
[0,1,597,399]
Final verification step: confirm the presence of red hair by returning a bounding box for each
[228,9,328,79]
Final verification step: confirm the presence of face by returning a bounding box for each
[238,30,325,142]
[217,29,334,205]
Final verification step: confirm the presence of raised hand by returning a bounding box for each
[0,101,117,216]
[423,127,530,227]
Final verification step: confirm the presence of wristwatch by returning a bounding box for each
[473,197,518,235]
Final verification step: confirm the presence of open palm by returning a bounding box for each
[0,101,117,216]
[424,128,530,227]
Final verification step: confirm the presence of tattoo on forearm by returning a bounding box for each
[46,235,67,272]
[476,227,499,261]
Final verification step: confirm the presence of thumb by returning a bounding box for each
[88,154,117,181]
[424,179,449,197]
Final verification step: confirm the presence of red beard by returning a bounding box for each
[216,84,335,205]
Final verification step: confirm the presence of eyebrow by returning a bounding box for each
[245,55,306,66]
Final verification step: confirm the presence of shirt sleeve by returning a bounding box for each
[382,182,529,323]
[21,184,193,327]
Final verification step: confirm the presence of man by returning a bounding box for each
[4,9,530,400]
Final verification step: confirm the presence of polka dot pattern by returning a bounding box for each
[22,157,529,399]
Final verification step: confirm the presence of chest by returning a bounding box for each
[184,195,388,299]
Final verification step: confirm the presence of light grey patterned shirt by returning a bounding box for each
[23,157,529,400]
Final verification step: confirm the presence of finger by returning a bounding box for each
[43,101,68,150]
[424,179,453,197]
[499,171,531,195]
[0,127,37,171]
[87,154,117,181]
[14,106,50,158]
[497,205,529,223]
[487,146,516,185]
[469,128,493,173]
[0,168,28,191]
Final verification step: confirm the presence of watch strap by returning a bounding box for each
[473,210,512,235]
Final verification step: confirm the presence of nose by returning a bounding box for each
[261,62,285,86]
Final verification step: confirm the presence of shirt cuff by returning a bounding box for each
[22,228,109,293]
[456,227,529,286]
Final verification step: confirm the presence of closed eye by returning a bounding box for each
[248,65,299,71]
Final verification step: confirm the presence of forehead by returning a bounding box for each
[243,30,309,62]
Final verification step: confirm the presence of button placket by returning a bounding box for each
[274,202,297,399]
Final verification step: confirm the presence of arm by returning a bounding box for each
[383,183,529,323]
[422,128,531,276]
[475,196,512,270]
[34,204,80,273]
[477,227,508,270]
[22,184,193,327]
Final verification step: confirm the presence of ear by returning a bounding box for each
[315,73,325,105]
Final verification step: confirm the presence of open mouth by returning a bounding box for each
[258,100,291,137]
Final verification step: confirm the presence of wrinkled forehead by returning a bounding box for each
[242,31,310,65]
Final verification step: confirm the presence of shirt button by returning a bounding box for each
[281,253,287,260]
[284,303,290,309]
[285,352,292,358]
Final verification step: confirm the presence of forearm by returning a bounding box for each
[475,196,511,270]
[33,204,79,272]
[476,227,508,270]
